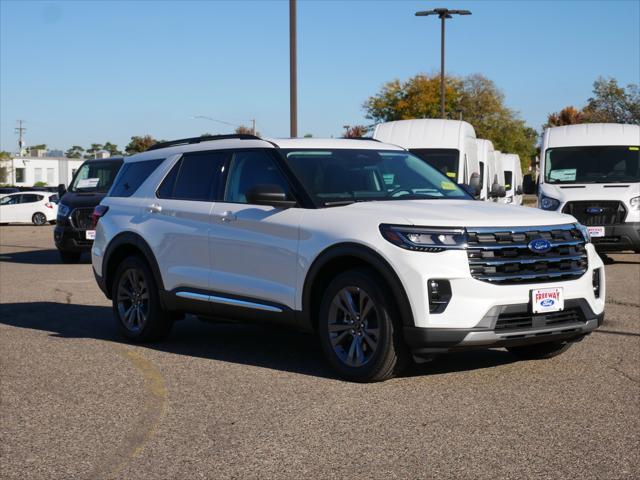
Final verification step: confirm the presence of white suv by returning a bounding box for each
[91,135,605,382]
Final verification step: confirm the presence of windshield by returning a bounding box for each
[545,146,640,184]
[69,161,122,193]
[282,149,470,207]
[409,148,460,182]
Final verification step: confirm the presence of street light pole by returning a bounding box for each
[289,0,298,138]
[415,8,471,119]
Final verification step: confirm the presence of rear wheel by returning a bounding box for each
[59,250,82,263]
[112,256,172,342]
[318,268,408,382]
[507,341,572,360]
[32,212,47,226]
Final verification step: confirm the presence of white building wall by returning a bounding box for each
[9,157,84,186]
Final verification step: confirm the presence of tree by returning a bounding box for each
[342,125,369,138]
[125,135,156,154]
[28,144,47,155]
[364,73,537,169]
[103,141,122,156]
[84,143,103,159]
[303,133,313,138]
[235,125,259,136]
[65,145,84,158]
[545,106,584,127]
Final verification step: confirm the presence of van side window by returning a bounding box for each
[223,150,290,204]
[110,159,164,197]
[158,151,227,201]
[479,161,485,188]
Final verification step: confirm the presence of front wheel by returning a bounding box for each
[32,212,47,226]
[507,341,572,360]
[112,256,172,342]
[318,268,408,382]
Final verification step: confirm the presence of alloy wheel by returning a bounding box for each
[116,268,150,333]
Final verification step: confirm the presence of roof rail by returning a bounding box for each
[147,134,261,151]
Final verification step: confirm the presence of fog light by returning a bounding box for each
[592,268,601,299]
[428,279,452,314]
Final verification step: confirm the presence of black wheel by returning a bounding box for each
[32,212,47,226]
[318,268,408,382]
[112,255,172,342]
[59,250,82,263]
[507,341,572,360]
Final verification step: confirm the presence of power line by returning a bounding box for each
[14,120,27,154]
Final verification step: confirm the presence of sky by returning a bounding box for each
[1,0,639,153]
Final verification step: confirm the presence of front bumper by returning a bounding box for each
[404,298,604,355]
[590,222,640,252]
[54,224,93,252]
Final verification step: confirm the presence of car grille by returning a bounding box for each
[467,224,588,285]
[70,207,94,230]
[562,200,626,225]
[495,307,585,331]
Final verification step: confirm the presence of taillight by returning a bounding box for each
[45,202,54,209]
[91,205,109,228]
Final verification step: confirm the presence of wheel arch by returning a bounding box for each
[103,232,164,300]
[300,243,415,331]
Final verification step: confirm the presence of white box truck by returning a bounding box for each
[524,123,640,252]
[501,153,524,205]
[476,138,506,201]
[373,119,482,196]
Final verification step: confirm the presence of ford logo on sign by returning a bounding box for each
[528,238,552,254]
[586,207,604,215]
[540,299,555,307]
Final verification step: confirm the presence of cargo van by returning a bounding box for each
[475,138,506,201]
[373,119,481,196]
[501,153,523,205]
[524,123,640,252]
[489,150,506,202]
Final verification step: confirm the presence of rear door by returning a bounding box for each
[0,194,22,223]
[210,149,301,311]
[140,150,228,293]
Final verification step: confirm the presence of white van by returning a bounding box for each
[501,153,523,205]
[525,123,640,252]
[475,139,506,201]
[373,119,481,195]
[490,150,506,203]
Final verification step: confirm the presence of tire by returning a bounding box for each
[59,250,82,263]
[112,255,172,342]
[318,268,408,382]
[32,212,47,226]
[507,341,572,360]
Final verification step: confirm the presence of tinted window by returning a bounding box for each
[504,171,513,190]
[545,146,639,184]
[158,151,227,201]
[0,195,19,205]
[410,148,460,182]
[224,150,290,203]
[69,161,123,193]
[21,194,44,203]
[110,159,163,197]
[479,161,485,188]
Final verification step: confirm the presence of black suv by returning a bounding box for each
[54,156,124,263]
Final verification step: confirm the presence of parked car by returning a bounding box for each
[92,135,605,382]
[0,191,58,225]
[54,156,124,263]
[501,153,523,205]
[525,123,640,252]
[373,119,481,197]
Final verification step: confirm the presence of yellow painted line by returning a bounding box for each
[88,346,167,480]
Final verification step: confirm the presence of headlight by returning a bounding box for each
[630,196,640,211]
[57,204,70,217]
[540,195,560,211]
[380,224,467,251]
[577,223,591,243]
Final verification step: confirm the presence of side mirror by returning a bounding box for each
[516,185,523,195]
[58,183,67,198]
[246,184,296,208]
[522,175,536,195]
[461,183,480,199]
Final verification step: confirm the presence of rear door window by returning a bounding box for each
[157,151,228,201]
[21,194,43,203]
[110,159,164,197]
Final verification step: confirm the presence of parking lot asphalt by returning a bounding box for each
[1,225,638,480]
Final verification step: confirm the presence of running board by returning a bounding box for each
[175,291,283,313]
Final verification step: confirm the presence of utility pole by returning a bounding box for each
[15,120,26,156]
[415,8,471,119]
[289,0,298,138]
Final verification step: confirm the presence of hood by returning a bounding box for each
[341,200,575,228]
[542,183,640,203]
[59,191,107,209]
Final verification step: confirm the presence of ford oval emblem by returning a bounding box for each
[528,238,552,254]
[586,207,604,215]
[540,299,555,307]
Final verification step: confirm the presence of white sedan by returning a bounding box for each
[0,191,59,226]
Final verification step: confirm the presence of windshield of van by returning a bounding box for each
[69,161,122,193]
[282,149,470,207]
[409,148,460,182]
[545,146,640,184]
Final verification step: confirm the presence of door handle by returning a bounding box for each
[220,211,237,223]
[147,203,162,213]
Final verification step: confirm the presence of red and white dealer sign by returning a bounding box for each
[531,287,564,314]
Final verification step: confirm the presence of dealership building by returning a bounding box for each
[0,153,85,187]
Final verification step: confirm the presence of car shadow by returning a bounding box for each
[0,247,91,265]
[0,301,520,381]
